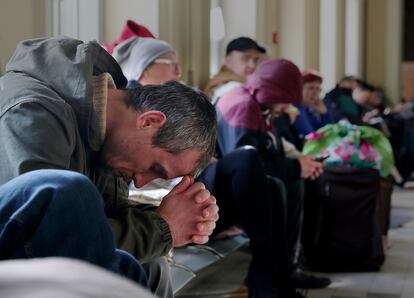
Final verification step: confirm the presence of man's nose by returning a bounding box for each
[133,174,155,188]
[247,59,256,69]
[174,65,182,78]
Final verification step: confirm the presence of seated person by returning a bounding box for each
[0,36,218,298]
[294,69,332,138]
[204,37,265,103]
[113,37,331,298]
[216,58,333,295]
[113,37,181,87]
[324,75,358,122]
[324,76,375,125]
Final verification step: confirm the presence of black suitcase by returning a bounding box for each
[302,167,386,272]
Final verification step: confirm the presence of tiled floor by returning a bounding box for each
[177,187,414,298]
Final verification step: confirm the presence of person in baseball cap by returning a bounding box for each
[204,37,266,103]
[225,36,266,55]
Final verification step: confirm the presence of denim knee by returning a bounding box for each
[0,169,114,265]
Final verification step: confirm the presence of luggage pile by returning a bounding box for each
[302,121,394,272]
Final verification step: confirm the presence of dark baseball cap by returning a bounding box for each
[226,37,266,55]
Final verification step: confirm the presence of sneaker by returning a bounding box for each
[289,270,331,289]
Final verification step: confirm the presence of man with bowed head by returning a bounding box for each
[204,36,265,103]
[0,36,218,295]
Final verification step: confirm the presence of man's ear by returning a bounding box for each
[136,111,166,129]
[224,55,231,68]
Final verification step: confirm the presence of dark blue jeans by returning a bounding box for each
[0,169,147,287]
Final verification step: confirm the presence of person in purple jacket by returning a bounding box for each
[216,58,330,298]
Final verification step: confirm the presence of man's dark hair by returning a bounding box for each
[126,81,217,176]
[356,79,375,92]
[226,37,266,55]
[340,75,358,83]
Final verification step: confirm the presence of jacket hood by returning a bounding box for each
[5,36,127,147]
[6,36,126,98]
[245,58,302,106]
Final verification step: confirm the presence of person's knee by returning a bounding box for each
[19,169,101,208]
[142,257,173,297]
[18,169,91,188]
[233,146,262,170]
[41,169,93,188]
[116,249,148,287]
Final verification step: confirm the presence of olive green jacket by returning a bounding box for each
[0,36,172,261]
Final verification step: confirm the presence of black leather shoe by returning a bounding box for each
[280,287,307,298]
[248,286,279,298]
[289,271,331,289]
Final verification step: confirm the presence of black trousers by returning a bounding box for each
[197,147,304,289]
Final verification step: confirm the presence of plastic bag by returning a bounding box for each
[302,120,394,177]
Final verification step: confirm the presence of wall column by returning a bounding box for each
[304,0,320,70]
[366,0,402,104]
[319,0,346,92]
[344,0,365,77]
[385,0,403,104]
[262,0,319,70]
[159,0,210,88]
[256,0,280,58]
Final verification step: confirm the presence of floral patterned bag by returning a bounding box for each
[302,120,394,177]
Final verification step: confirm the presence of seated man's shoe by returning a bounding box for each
[280,287,306,298]
[248,286,279,298]
[289,270,331,289]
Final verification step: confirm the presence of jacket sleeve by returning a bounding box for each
[294,108,315,136]
[90,168,173,262]
[0,100,77,183]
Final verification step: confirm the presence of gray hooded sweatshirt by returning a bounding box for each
[0,36,172,261]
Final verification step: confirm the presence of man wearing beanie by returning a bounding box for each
[216,59,330,297]
[112,37,181,87]
[204,37,265,103]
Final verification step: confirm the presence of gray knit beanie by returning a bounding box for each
[112,37,175,81]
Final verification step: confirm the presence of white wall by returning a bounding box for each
[319,0,345,94]
[102,0,159,44]
[220,0,256,65]
[344,0,364,78]
[0,0,46,75]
